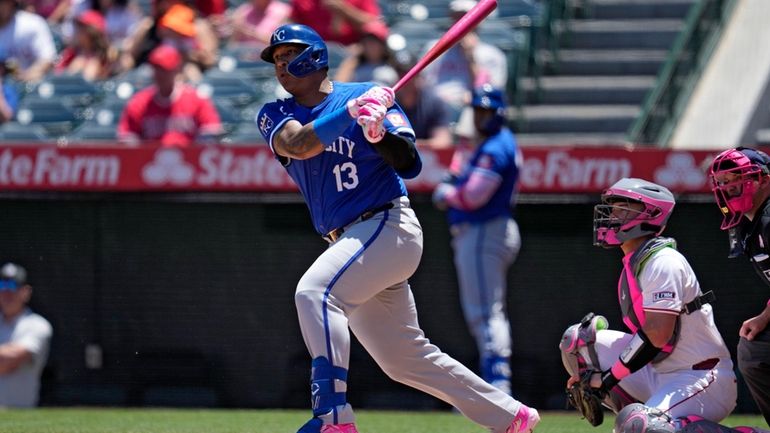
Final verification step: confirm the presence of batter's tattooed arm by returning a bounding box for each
[273,119,326,160]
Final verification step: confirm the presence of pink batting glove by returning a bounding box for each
[356,101,387,143]
[362,86,395,108]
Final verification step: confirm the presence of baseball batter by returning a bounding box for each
[256,24,539,433]
[560,178,749,433]
[433,85,521,395]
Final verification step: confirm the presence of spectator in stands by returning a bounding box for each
[96,0,142,51]
[334,20,398,86]
[47,0,91,43]
[393,51,452,150]
[290,0,382,46]
[0,48,19,124]
[119,0,217,80]
[191,0,225,39]
[19,0,65,19]
[0,262,53,408]
[55,9,116,81]
[154,2,213,82]
[117,44,222,146]
[0,0,57,82]
[422,0,508,114]
[227,0,290,48]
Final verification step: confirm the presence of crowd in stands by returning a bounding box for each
[0,0,538,147]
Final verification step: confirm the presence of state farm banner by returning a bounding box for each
[0,144,734,194]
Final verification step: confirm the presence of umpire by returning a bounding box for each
[709,147,770,425]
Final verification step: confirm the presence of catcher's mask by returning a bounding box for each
[260,24,329,78]
[593,178,675,248]
[708,147,770,230]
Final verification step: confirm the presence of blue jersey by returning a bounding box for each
[257,81,419,236]
[447,128,520,225]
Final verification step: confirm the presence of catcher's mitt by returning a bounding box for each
[566,371,605,427]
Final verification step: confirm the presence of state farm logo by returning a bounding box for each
[0,148,120,186]
[519,151,631,190]
[140,147,293,187]
[653,153,706,190]
[142,149,195,186]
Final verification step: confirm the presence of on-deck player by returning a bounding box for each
[558,178,757,433]
[256,23,539,433]
[432,84,522,395]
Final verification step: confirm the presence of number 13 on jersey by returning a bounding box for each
[333,162,359,191]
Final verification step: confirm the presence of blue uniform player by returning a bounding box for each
[257,24,540,433]
[432,85,522,395]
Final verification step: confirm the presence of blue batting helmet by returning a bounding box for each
[471,84,507,134]
[260,24,329,78]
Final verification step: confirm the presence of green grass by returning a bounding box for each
[0,409,765,433]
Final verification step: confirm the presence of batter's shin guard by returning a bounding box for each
[481,354,512,394]
[310,357,348,419]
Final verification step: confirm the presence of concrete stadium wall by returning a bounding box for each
[0,194,764,413]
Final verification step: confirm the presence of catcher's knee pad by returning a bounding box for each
[559,312,609,375]
[614,403,676,433]
[310,357,348,417]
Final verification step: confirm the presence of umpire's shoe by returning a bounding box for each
[507,404,540,433]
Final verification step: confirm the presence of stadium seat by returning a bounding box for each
[0,122,52,142]
[33,74,102,108]
[88,96,129,126]
[221,121,266,146]
[389,20,443,55]
[15,96,82,137]
[197,76,262,109]
[497,0,542,19]
[65,122,118,143]
[108,65,154,100]
[213,99,240,134]
[217,46,275,79]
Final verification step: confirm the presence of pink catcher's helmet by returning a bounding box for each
[708,147,770,230]
[593,178,676,248]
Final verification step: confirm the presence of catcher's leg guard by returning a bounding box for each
[559,312,609,374]
[561,313,630,419]
[679,420,770,433]
[614,403,676,433]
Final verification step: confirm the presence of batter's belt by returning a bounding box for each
[323,200,401,243]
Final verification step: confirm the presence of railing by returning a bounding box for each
[626,0,735,146]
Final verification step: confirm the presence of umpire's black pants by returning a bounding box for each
[738,327,770,427]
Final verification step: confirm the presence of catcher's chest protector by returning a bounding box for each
[618,237,680,362]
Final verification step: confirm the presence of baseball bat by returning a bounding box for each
[393,0,498,92]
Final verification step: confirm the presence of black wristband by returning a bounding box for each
[600,370,619,393]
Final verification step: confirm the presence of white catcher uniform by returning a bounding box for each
[564,242,736,421]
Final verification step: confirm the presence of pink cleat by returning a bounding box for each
[507,404,540,433]
[320,423,359,433]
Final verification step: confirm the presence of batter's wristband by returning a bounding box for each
[313,106,353,145]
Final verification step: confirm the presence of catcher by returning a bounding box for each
[559,178,767,433]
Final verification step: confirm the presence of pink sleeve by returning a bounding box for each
[443,167,502,211]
